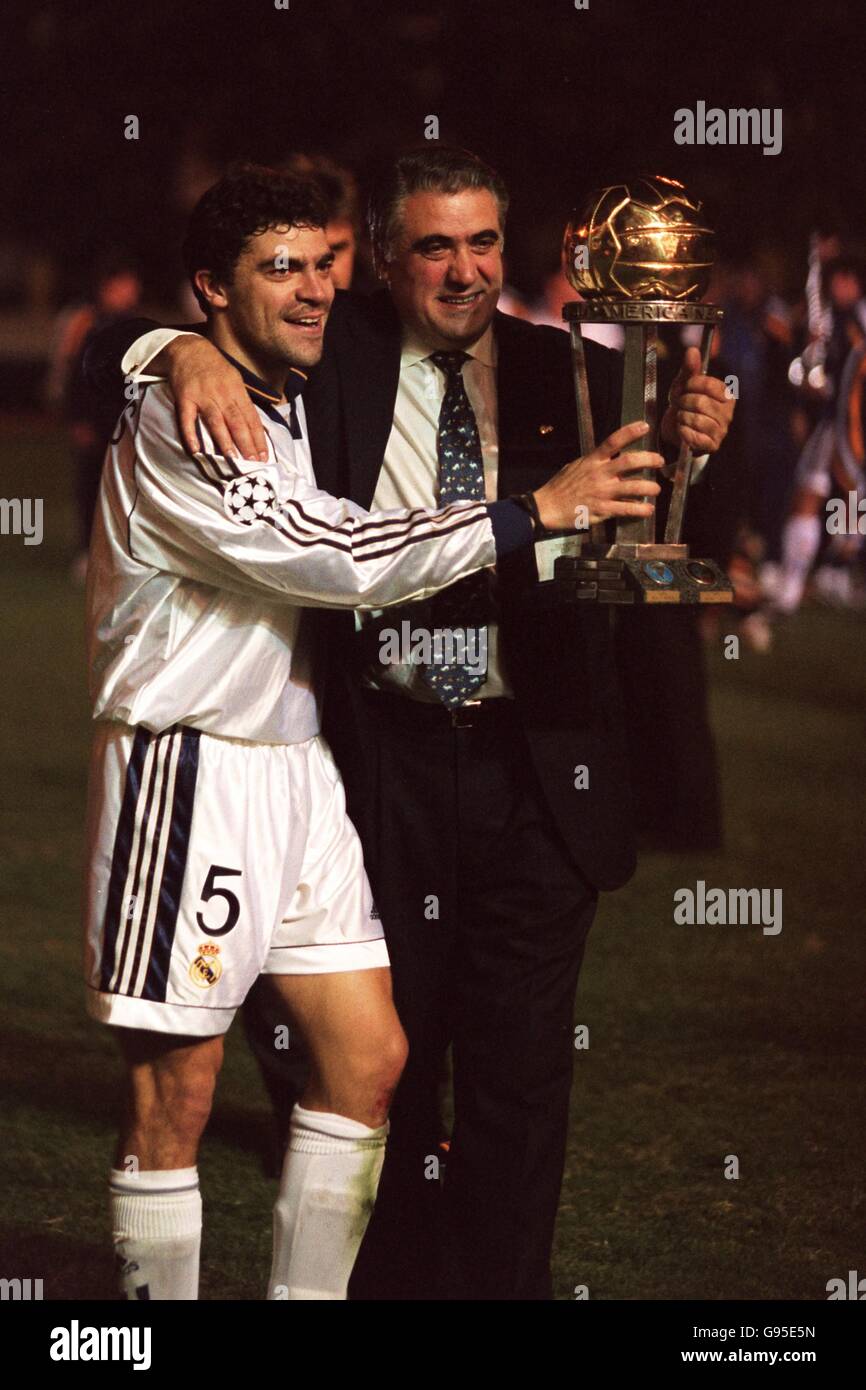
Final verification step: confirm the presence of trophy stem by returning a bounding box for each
[569,325,607,546]
[664,321,715,544]
[615,323,657,547]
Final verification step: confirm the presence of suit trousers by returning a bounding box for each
[346,690,598,1301]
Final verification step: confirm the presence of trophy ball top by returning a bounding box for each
[563,175,715,302]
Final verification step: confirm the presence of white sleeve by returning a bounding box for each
[122,328,201,382]
[127,384,496,611]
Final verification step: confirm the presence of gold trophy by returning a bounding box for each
[556,175,732,603]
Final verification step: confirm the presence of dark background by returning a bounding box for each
[1,0,864,304]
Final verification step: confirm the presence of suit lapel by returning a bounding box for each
[303,290,401,505]
[493,308,584,499]
[303,343,342,495]
[339,290,402,509]
[493,311,524,500]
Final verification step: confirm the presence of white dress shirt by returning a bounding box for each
[362,324,515,701]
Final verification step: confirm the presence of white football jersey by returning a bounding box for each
[86,379,497,744]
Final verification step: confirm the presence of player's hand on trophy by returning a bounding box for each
[533,420,664,531]
[161,335,270,462]
[660,345,735,455]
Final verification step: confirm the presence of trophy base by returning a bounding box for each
[548,547,733,605]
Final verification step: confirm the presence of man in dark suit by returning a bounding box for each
[86,148,733,1299]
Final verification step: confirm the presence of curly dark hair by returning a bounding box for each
[182,163,328,315]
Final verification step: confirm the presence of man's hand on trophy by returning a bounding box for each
[660,345,735,455]
[160,335,270,462]
[533,420,664,531]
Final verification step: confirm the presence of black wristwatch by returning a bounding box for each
[509,490,546,538]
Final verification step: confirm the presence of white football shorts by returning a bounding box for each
[83,722,388,1036]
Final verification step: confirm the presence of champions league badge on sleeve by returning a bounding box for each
[223,470,279,526]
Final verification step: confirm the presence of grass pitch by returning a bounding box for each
[1,421,863,1300]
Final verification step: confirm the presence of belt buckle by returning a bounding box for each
[450,699,482,728]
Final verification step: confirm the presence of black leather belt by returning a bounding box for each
[361,688,518,729]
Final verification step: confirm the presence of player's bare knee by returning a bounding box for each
[357,1023,408,1112]
[310,1023,406,1123]
[383,1023,409,1088]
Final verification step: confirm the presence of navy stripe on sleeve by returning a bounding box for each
[485,499,534,557]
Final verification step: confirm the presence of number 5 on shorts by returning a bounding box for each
[196,864,243,936]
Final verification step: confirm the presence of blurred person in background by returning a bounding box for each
[281,153,366,291]
[46,256,142,582]
[522,255,625,353]
[713,260,798,650]
[721,265,796,558]
[770,257,866,622]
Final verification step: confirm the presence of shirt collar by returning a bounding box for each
[400,321,496,371]
[216,346,309,404]
[214,346,306,440]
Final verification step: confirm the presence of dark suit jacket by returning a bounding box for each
[86,289,637,890]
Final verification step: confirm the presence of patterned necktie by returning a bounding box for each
[420,350,489,706]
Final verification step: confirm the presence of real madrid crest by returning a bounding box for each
[189,943,222,988]
[223,470,278,526]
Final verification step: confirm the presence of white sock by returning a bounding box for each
[110,1166,201,1300]
[268,1105,388,1300]
[777,514,822,612]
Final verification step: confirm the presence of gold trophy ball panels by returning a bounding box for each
[564,175,715,303]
